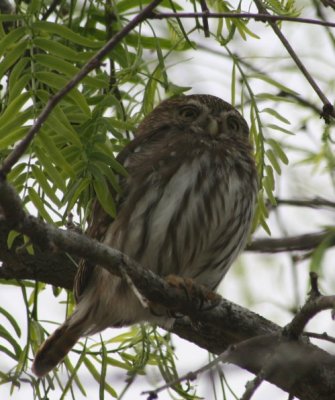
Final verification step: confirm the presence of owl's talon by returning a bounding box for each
[164,274,220,312]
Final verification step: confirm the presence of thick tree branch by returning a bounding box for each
[1,180,335,400]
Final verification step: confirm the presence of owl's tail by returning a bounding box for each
[32,316,84,378]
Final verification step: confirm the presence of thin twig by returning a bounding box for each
[199,0,210,37]
[253,0,334,122]
[0,0,163,176]
[321,0,335,9]
[275,197,335,209]
[305,331,335,344]
[247,230,333,253]
[313,0,335,50]
[149,11,335,28]
[241,368,269,400]
[284,273,335,339]
[42,0,61,20]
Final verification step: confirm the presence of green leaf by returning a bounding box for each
[142,66,162,115]
[36,130,75,177]
[255,92,295,104]
[310,232,334,272]
[34,146,66,192]
[0,126,28,149]
[8,56,29,89]
[266,149,281,175]
[92,146,128,177]
[263,166,277,205]
[83,357,117,398]
[7,230,21,249]
[63,177,90,211]
[0,26,26,57]
[0,325,22,356]
[0,39,28,78]
[0,344,17,360]
[99,341,107,400]
[28,187,54,224]
[36,90,83,147]
[266,123,293,135]
[8,73,31,102]
[93,177,116,218]
[267,139,289,165]
[33,21,104,48]
[0,92,31,126]
[234,18,260,40]
[256,193,271,235]
[29,320,44,344]
[0,306,21,337]
[28,0,42,14]
[7,162,26,182]
[61,348,87,398]
[93,161,121,194]
[262,107,291,124]
[0,14,25,22]
[250,73,299,96]
[35,71,91,117]
[44,114,82,147]
[126,33,192,51]
[34,54,107,89]
[32,165,62,207]
[0,108,32,141]
[34,37,94,62]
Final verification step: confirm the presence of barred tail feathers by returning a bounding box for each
[32,317,83,378]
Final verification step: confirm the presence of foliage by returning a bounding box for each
[0,0,334,399]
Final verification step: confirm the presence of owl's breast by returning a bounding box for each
[104,145,257,290]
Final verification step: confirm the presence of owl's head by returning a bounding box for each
[136,94,249,140]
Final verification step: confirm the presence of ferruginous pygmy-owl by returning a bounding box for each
[32,94,258,377]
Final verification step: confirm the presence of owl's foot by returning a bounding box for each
[164,274,221,313]
[148,275,220,320]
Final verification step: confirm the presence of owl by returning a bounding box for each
[32,94,258,377]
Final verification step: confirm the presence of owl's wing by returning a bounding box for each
[73,198,113,301]
[73,130,161,301]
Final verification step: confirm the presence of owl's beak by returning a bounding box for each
[208,118,219,136]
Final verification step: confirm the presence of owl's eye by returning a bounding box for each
[227,115,241,132]
[179,104,200,120]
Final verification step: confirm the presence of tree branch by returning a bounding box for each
[246,230,333,253]
[275,197,335,209]
[149,11,335,28]
[284,273,335,339]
